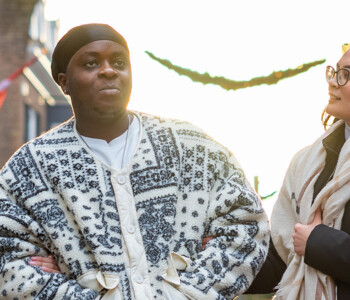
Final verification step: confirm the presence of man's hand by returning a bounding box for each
[292,207,322,256]
[201,236,214,250]
[29,255,62,274]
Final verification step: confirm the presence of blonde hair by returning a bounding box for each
[321,108,339,130]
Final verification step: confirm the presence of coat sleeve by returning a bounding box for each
[0,184,100,299]
[305,181,350,285]
[176,152,270,300]
[305,224,350,285]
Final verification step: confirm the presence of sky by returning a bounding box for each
[45,0,350,216]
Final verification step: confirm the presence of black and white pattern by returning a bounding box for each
[130,127,179,195]
[137,194,177,266]
[7,146,48,202]
[0,112,269,299]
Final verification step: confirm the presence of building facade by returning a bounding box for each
[0,0,72,167]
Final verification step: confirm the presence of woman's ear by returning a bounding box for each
[58,73,69,95]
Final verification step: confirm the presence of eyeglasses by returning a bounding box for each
[326,65,350,86]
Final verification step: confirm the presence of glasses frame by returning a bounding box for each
[326,65,350,86]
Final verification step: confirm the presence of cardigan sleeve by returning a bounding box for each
[305,224,350,284]
[176,152,270,300]
[0,185,100,299]
[245,240,286,294]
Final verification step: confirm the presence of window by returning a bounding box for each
[25,104,40,141]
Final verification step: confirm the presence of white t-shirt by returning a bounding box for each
[81,115,140,169]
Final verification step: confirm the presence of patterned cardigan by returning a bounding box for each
[0,112,269,300]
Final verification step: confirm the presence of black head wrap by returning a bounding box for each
[51,23,129,83]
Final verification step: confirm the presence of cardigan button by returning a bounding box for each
[127,225,135,234]
[135,274,144,284]
[116,175,126,185]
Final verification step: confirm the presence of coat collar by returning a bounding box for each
[322,122,345,156]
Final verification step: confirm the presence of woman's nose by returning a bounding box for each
[329,75,338,87]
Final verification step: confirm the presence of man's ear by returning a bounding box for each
[58,73,69,95]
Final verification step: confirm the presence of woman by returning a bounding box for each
[246,47,350,299]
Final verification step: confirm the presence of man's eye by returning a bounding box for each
[85,61,97,68]
[113,59,125,68]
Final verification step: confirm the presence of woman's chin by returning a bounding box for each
[325,105,341,119]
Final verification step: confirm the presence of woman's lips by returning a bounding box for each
[329,93,340,101]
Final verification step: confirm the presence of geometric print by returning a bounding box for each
[7,146,48,202]
[35,147,99,194]
[130,127,179,195]
[0,113,269,300]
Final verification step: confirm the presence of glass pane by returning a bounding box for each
[338,69,349,85]
[326,66,334,82]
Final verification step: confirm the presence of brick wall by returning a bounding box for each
[0,0,39,166]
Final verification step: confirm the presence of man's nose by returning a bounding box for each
[99,62,118,78]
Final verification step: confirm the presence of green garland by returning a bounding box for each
[145,51,325,91]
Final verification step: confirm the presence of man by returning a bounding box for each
[0,23,269,299]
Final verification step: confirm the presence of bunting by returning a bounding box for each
[0,55,40,110]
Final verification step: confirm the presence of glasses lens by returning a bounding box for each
[326,66,335,82]
[337,69,350,86]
